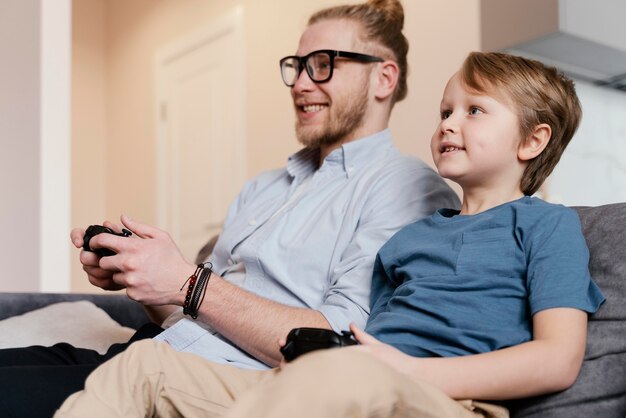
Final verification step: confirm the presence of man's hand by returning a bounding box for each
[87,215,196,306]
[70,224,124,291]
[71,215,195,306]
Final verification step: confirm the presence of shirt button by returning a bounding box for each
[248,219,257,226]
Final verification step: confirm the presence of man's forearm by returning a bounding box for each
[192,274,331,367]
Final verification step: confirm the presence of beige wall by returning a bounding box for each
[392,1,478,179]
[71,0,478,291]
[71,0,107,292]
[481,0,558,52]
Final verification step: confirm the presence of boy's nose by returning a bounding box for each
[440,116,459,134]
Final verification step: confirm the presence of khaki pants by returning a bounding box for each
[55,340,508,418]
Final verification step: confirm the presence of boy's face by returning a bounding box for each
[430,72,526,193]
[291,19,377,149]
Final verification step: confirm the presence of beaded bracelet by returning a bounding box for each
[180,262,213,319]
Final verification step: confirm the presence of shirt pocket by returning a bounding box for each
[392,242,458,283]
[456,228,515,278]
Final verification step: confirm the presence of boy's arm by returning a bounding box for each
[352,307,588,400]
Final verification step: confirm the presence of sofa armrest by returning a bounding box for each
[0,292,151,330]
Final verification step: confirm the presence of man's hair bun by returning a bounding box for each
[367,0,404,30]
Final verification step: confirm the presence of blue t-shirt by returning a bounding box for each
[365,196,605,358]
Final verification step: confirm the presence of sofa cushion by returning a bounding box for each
[0,301,135,354]
[508,202,626,417]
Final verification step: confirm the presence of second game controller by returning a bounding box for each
[280,327,357,362]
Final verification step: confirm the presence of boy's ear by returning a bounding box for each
[373,60,399,101]
[518,123,551,161]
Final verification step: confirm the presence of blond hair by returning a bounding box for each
[461,52,582,195]
[309,0,409,104]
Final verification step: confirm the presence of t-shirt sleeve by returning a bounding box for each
[526,207,605,315]
[367,253,397,324]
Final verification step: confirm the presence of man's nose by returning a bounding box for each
[292,68,315,92]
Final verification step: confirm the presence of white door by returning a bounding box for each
[155,8,246,262]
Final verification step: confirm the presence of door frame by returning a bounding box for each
[154,6,246,233]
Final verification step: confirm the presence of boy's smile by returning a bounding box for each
[438,140,466,155]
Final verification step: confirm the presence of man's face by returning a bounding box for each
[291,19,374,149]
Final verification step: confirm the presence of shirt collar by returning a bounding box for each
[287,129,393,179]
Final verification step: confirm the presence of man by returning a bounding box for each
[1,0,458,416]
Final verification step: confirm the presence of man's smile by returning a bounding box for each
[302,104,328,113]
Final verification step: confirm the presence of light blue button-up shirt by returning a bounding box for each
[154,129,460,369]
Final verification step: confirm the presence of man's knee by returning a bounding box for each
[281,348,401,395]
[114,339,169,371]
[87,339,168,383]
[123,338,163,356]
[275,349,470,418]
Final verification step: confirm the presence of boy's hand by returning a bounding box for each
[350,323,414,376]
[277,338,288,368]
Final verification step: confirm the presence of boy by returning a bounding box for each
[56,52,604,418]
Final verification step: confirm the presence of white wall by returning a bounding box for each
[40,0,72,292]
[546,81,626,206]
[0,0,71,292]
[559,0,626,52]
[0,0,41,291]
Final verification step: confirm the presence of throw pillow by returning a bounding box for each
[0,301,135,354]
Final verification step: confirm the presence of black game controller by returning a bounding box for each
[280,327,357,362]
[82,225,132,257]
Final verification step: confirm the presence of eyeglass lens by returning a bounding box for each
[281,52,332,86]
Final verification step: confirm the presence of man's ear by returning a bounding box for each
[373,60,399,101]
[518,123,551,161]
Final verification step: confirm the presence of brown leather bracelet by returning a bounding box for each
[181,262,213,319]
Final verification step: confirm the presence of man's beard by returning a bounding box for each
[295,81,370,149]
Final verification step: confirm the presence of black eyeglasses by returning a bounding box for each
[279,49,384,87]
